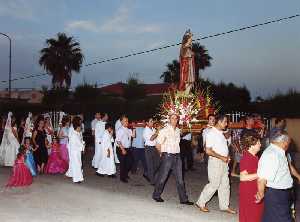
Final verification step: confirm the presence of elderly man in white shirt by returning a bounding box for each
[143,118,160,185]
[152,114,193,205]
[196,114,236,214]
[256,132,293,222]
[116,115,135,183]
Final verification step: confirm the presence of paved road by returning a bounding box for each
[0,153,299,222]
[0,154,239,222]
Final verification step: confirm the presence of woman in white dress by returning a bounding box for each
[0,112,20,166]
[65,116,85,183]
[96,124,116,176]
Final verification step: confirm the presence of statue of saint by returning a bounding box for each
[179,29,195,93]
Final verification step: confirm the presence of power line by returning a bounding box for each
[0,13,299,84]
[85,14,300,66]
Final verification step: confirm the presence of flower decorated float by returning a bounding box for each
[156,30,220,132]
[131,30,265,132]
[157,86,220,132]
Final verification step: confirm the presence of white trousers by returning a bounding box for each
[197,157,230,210]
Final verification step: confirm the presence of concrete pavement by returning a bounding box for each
[0,156,240,222]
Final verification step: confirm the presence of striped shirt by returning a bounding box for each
[156,124,180,154]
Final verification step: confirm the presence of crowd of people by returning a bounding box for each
[0,111,299,221]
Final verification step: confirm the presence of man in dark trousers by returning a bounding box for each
[152,114,193,205]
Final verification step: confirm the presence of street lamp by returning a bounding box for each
[0,32,12,98]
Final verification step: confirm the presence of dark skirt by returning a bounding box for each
[33,130,48,166]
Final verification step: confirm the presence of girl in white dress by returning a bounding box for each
[0,112,20,166]
[65,116,85,183]
[22,112,33,144]
[44,115,54,155]
[96,124,116,176]
[58,116,70,163]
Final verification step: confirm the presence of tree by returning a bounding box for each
[73,83,99,104]
[192,42,212,81]
[39,33,83,89]
[160,60,180,83]
[160,42,212,84]
[42,88,70,108]
[123,74,146,100]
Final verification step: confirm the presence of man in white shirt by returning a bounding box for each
[116,115,136,183]
[152,114,193,205]
[256,132,293,222]
[202,114,216,148]
[115,117,122,132]
[199,114,215,162]
[143,118,160,185]
[196,114,236,214]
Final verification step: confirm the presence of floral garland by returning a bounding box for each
[158,87,220,128]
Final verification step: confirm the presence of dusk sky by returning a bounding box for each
[0,0,299,99]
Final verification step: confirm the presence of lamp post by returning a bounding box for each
[0,32,12,98]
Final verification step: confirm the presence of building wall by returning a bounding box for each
[0,90,43,103]
[272,118,300,152]
[286,118,300,152]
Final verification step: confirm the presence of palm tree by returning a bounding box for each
[192,42,212,81]
[39,33,83,89]
[160,42,211,84]
[160,60,180,83]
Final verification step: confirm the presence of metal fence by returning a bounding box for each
[45,110,65,132]
[226,111,272,130]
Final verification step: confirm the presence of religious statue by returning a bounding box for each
[179,29,195,93]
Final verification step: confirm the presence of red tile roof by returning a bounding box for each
[99,82,126,96]
[142,83,171,95]
[99,82,171,96]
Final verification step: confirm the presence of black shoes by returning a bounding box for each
[120,178,128,183]
[180,201,194,205]
[108,174,116,178]
[96,173,104,177]
[152,198,193,205]
[153,197,164,202]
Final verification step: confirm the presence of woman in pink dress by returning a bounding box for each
[45,136,68,174]
[239,131,264,222]
[6,146,33,187]
[58,116,70,163]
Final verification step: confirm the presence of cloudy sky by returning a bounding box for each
[0,0,299,98]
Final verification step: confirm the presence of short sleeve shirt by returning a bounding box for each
[156,124,180,154]
[206,127,229,156]
[132,127,145,148]
[257,144,293,189]
[143,126,156,146]
[116,126,133,149]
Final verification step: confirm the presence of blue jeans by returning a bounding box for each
[153,153,188,202]
[131,148,148,176]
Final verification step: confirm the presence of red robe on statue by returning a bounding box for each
[179,54,195,91]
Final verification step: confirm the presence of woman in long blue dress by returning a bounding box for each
[23,137,37,176]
